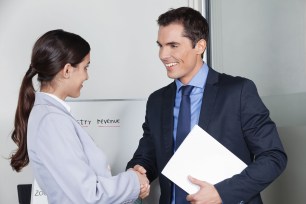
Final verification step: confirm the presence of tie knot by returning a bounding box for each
[181,85,193,96]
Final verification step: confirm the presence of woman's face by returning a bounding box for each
[67,53,90,98]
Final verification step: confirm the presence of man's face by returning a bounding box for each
[157,23,203,84]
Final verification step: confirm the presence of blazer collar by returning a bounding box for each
[161,82,176,158]
[160,67,219,156]
[34,92,71,115]
[198,67,219,130]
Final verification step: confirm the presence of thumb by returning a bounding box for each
[134,165,147,174]
[188,175,205,187]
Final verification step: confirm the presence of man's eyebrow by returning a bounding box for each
[166,42,179,46]
[156,41,180,46]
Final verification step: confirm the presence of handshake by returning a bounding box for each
[129,165,150,199]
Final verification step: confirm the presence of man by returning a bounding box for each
[127,7,287,204]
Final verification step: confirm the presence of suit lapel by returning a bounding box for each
[160,68,219,160]
[198,67,219,130]
[161,82,176,161]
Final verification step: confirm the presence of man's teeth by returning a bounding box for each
[165,63,177,67]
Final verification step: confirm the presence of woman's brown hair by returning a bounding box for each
[10,29,90,172]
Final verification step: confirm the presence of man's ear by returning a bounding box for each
[195,39,206,55]
[62,63,73,79]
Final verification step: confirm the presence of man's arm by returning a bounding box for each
[214,79,287,203]
[126,105,159,183]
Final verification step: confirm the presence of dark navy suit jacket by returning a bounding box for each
[127,67,287,204]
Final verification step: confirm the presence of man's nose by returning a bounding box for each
[159,47,170,60]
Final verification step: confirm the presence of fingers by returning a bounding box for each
[135,171,150,199]
[135,171,149,187]
[131,165,150,198]
[139,183,150,199]
[186,177,222,204]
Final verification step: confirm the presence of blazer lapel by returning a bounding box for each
[161,82,176,161]
[198,67,219,130]
[160,68,219,159]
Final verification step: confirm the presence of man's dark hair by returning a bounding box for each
[157,7,209,48]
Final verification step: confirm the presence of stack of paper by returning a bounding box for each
[162,125,247,194]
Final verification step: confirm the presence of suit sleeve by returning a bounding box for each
[214,79,287,203]
[126,96,159,183]
[35,113,140,204]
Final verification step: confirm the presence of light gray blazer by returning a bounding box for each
[27,92,139,204]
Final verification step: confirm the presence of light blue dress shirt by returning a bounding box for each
[171,62,209,204]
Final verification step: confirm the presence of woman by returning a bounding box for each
[10,29,149,204]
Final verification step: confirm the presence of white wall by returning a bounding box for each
[210,0,306,97]
[0,0,202,203]
[210,0,306,203]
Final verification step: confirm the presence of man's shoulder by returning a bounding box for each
[150,81,175,97]
[217,71,252,85]
[208,67,258,90]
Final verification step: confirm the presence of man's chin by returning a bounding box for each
[167,73,179,80]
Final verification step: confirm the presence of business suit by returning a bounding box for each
[127,67,287,204]
[27,92,139,204]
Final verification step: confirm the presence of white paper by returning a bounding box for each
[162,125,247,194]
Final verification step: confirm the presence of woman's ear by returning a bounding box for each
[195,39,206,55]
[62,64,73,79]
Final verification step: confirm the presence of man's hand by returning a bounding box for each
[133,164,147,174]
[130,165,150,199]
[186,176,222,204]
[135,171,150,199]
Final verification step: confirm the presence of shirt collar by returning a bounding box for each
[40,92,71,113]
[175,62,209,92]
